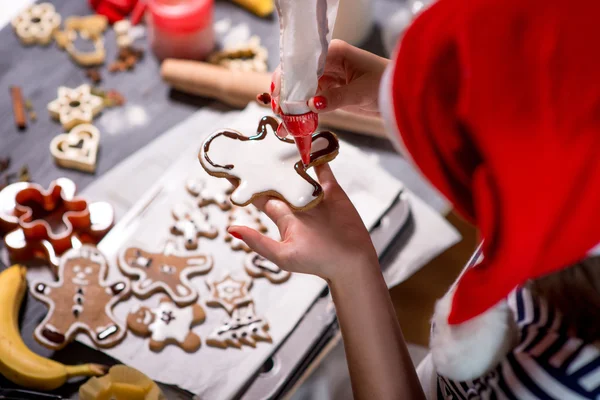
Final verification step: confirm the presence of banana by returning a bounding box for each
[0,265,107,390]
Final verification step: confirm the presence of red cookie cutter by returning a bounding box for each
[0,178,114,269]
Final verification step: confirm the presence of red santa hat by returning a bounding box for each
[389,0,600,380]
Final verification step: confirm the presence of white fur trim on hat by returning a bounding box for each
[430,287,518,381]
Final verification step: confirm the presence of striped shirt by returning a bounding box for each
[436,288,600,399]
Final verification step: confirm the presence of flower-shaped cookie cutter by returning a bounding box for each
[0,178,114,270]
[11,3,61,46]
[47,85,104,130]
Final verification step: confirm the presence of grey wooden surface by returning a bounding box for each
[0,0,400,398]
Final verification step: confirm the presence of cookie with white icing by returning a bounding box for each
[225,206,267,252]
[199,116,339,211]
[30,245,129,350]
[206,303,271,349]
[205,274,253,315]
[118,240,212,307]
[244,253,291,284]
[171,202,218,249]
[127,297,205,352]
[186,177,233,210]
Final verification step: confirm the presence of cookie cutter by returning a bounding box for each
[0,178,114,270]
[55,15,108,67]
[11,3,61,46]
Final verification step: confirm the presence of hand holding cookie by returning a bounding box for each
[227,164,379,282]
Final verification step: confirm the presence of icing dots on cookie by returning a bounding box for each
[186,177,233,211]
[118,240,212,307]
[127,297,205,352]
[171,202,218,249]
[225,206,267,252]
[205,274,253,315]
[244,253,291,284]
[199,116,340,211]
[206,303,271,349]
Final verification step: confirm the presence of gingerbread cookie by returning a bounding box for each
[245,253,291,284]
[118,240,212,306]
[206,274,253,315]
[171,202,218,249]
[127,297,205,352]
[185,177,233,210]
[199,116,339,211]
[47,84,104,130]
[12,3,61,46]
[49,124,100,173]
[225,206,267,252]
[206,303,271,349]
[30,245,129,350]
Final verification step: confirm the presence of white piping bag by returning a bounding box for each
[276,0,340,164]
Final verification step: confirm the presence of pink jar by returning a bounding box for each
[146,0,215,61]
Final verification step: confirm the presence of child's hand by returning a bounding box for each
[271,40,390,118]
[227,164,379,282]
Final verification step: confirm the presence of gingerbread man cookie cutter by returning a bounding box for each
[244,253,291,284]
[54,15,108,67]
[47,84,104,130]
[30,245,129,350]
[206,303,272,349]
[170,202,218,250]
[118,240,213,307]
[199,116,340,211]
[11,3,61,46]
[205,274,253,315]
[0,178,114,268]
[50,124,100,173]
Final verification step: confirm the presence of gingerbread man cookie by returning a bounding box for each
[127,297,205,352]
[206,274,253,315]
[118,240,212,306]
[225,206,267,252]
[199,116,340,211]
[11,3,61,46]
[30,245,129,350]
[185,177,233,210]
[206,303,272,349]
[170,202,218,249]
[47,84,104,130]
[245,253,291,284]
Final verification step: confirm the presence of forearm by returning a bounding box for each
[329,260,425,400]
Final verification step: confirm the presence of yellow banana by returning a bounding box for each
[0,265,107,390]
[231,0,274,17]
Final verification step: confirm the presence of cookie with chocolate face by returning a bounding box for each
[244,253,291,284]
[199,116,339,211]
[30,245,129,350]
[170,202,218,250]
[127,297,205,352]
[118,240,212,307]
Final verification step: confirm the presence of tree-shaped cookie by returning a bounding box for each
[199,116,339,211]
[244,253,291,284]
[185,177,233,210]
[205,274,253,315]
[127,297,205,353]
[225,206,267,252]
[206,303,272,349]
[170,202,218,250]
[30,245,129,350]
[118,240,212,306]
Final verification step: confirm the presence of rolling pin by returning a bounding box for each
[160,59,388,138]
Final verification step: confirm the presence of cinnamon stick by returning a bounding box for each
[10,86,26,130]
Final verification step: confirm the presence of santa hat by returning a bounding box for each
[389,0,600,380]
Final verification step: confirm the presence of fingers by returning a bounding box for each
[315,163,339,188]
[227,226,282,263]
[308,75,373,113]
[252,196,294,232]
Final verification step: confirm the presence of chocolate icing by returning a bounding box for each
[42,327,65,344]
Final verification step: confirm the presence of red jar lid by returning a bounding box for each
[148,0,213,33]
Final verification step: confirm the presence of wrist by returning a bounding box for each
[325,255,382,289]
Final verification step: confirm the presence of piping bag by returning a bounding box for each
[276,0,340,165]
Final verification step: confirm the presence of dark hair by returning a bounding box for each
[528,256,600,342]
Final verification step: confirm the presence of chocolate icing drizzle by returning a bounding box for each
[202,116,339,199]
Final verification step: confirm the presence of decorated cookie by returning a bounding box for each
[245,253,291,284]
[30,245,129,350]
[170,202,218,250]
[47,84,104,130]
[11,3,61,46]
[206,274,253,315]
[185,177,233,210]
[206,303,272,349]
[225,206,267,252]
[199,116,339,211]
[50,124,100,173]
[118,240,212,306]
[127,297,205,352]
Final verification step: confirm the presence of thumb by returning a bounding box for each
[228,226,282,263]
[308,75,373,113]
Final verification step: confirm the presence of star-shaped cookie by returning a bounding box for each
[47,84,104,130]
[199,116,339,211]
[205,274,253,315]
[185,177,233,210]
[12,3,61,46]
